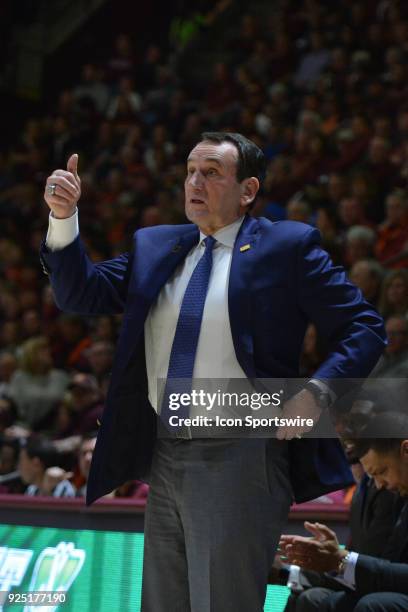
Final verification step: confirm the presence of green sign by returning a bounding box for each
[0,525,289,611]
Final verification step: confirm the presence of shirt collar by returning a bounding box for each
[199,216,245,248]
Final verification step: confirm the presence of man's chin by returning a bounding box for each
[186,207,208,222]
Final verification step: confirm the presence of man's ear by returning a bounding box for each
[240,177,259,207]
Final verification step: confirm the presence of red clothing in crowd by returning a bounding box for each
[375,222,408,268]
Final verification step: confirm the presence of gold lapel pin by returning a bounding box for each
[97,419,101,427]
[240,244,251,252]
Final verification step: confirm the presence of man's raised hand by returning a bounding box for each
[44,153,81,219]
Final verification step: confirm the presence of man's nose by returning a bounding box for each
[373,477,385,489]
[189,171,204,188]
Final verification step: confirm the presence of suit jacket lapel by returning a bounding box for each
[132,225,200,301]
[228,215,260,378]
[116,225,200,372]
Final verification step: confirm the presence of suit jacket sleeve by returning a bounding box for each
[296,228,386,387]
[355,554,408,595]
[40,235,132,315]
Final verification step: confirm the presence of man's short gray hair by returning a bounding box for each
[346,226,376,245]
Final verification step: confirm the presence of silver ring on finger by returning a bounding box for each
[47,183,57,196]
[295,433,302,439]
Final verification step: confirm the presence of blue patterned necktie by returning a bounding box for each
[161,235,216,433]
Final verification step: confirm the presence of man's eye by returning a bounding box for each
[207,169,218,175]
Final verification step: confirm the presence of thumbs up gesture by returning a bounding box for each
[44,153,81,219]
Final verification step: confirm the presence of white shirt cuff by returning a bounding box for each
[343,551,359,587]
[46,209,79,251]
[309,378,337,404]
[287,564,302,591]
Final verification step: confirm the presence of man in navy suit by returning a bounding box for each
[41,133,385,611]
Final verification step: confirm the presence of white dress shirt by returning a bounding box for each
[46,211,247,411]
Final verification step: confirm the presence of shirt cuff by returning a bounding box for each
[287,565,302,591]
[343,551,359,587]
[309,378,337,404]
[46,209,79,251]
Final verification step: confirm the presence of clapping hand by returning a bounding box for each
[278,521,347,572]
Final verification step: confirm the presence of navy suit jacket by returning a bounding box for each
[354,500,408,596]
[40,215,386,505]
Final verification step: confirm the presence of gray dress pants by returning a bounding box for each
[141,437,292,612]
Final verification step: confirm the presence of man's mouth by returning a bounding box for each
[190,198,205,204]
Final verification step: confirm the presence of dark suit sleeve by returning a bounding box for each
[40,235,132,315]
[355,554,408,595]
[296,228,386,386]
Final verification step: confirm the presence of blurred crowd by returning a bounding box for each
[1,0,408,498]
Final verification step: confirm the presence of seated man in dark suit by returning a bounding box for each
[278,459,399,610]
[279,410,408,612]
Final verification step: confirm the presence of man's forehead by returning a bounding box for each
[360,449,385,473]
[361,448,399,474]
[187,141,238,164]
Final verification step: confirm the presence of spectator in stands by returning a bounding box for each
[263,155,296,209]
[286,195,311,224]
[205,61,239,115]
[90,316,117,343]
[0,322,21,354]
[364,137,397,220]
[0,397,17,433]
[338,197,373,230]
[331,116,371,173]
[348,259,384,306]
[75,433,97,497]
[140,205,165,228]
[18,435,75,497]
[65,373,103,436]
[138,44,161,90]
[279,411,408,612]
[294,31,330,89]
[370,316,408,378]
[73,63,109,114]
[344,226,376,268]
[8,337,69,429]
[0,438,24,494]
[375,190,408,268]
[0,438,19,476]
[144,124,175,174]
[106,76,142,120]
[0,351,17,397]
[378,269,408,319]
[325,173,349,209]
[53,314,91,369]
[21,309,42,339]
[106,33,135,83]
[85,341,114,386]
